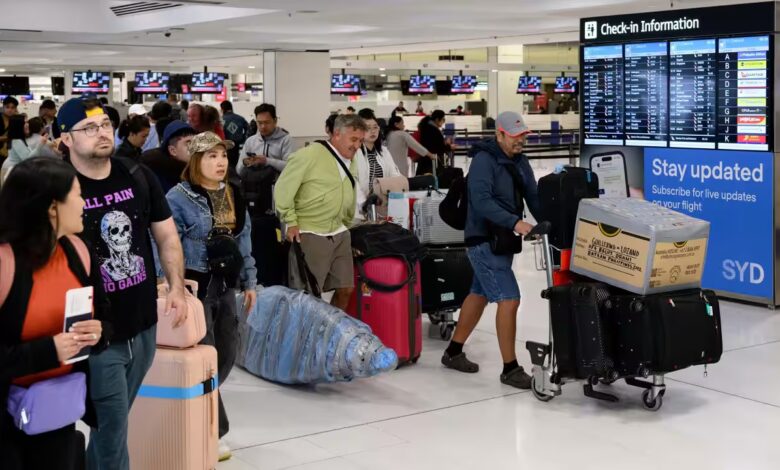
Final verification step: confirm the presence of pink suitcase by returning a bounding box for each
[156,280,207,348]
[347,257,422,365]
[128,345,219,470]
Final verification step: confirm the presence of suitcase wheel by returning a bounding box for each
[630,300,645,313]
[641,389,663,411]
[531,376,554,403]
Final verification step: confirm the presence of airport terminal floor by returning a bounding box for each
[206,160,780,470]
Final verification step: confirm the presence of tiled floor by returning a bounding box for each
[219,242,780,470]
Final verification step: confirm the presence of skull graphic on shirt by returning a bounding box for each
[100,210,144,281]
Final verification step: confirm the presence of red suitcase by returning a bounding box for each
[347,256,422,365]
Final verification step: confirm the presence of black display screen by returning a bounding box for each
[517,76,541,93]
[409,75,435,94]
[134,72,170,93]
[191,73,226,93]
[624,42,668,146]
[583,44,624,145]
[72,71,110,94]
[669,39,717,148]
[330,74,360,95]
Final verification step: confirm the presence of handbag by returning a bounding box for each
[489,164,526,256]
[206,226,243,282]
[7,372,87,435]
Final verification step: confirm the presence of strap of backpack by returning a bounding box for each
[0,243,14,308]
[65,235,91,276]
[315,140,355,189]
[505,164,526,218]
[115,157,151,227]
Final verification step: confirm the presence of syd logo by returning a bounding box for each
[585,21,598,40]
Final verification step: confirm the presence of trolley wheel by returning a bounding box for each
[411,356,419,364]
[531,376,554,402]
[429,314,441,326]
[440,324,454,341]
[641,389,663,411]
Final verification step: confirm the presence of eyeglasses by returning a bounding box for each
[70,121,113,137]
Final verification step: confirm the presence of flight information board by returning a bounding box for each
[624,42,668,146]
[581,35,772,152]
[583,45,624,145]
[718,36,771,151]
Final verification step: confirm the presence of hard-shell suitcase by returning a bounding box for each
[346,257,422,365]
[420,246,472,313]
[610,289,722,376]
[251,214,287,287]
[413,193,464,245]
[537,166,599,251]
[128,345,219,470]
[547,282,614,380]
[156,280,207,348]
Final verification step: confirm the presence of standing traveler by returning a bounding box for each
[220,101,248,169]
[179,99,190,122]
[274,114,366,310]
[415,110,451,176]
[385,115,434,177]
[441,112,541,390]
[145,101,173,152]
[237,104,292,175]
[39,99,60,138]
[354,109,401,219]
[0,96,19,161]
[114,115,151,160]
[187,103,204,131]
[202,106,225,140]
[165,131,257,462]
[0,157,108,470]
[57,96,188,470]
[141,120,197,193]
[2,116,58,181]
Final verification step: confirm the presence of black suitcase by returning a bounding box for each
[409,175,436,191]
[610,289,722,376]
[437,167,464,189]
[547,282,614,380]
[537,166,599,251]
[250,214,287,286]
[420,246,473,313]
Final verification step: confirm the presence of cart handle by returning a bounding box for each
[524,221,551,241]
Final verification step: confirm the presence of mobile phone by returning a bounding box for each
[246,152,256,157]
[590,152,629,198]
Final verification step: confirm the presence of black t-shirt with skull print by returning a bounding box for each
[77,160,172,342]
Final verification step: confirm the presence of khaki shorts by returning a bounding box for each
[289,231,354,292]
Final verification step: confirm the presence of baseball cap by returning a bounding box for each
[496,111,530,137]
[187,131,234,155]
[57,96,105,133]
[161,120,195,149]
[128,104,147,116]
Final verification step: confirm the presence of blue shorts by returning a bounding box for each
[467,242,520,303]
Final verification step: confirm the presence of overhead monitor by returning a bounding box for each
[555,76,578,93]
[408,75,436,94]
[72,71,110,94]
[330,74,361,95]
[517,76,542,93]
[451,75,477,94]
[191,72,226,93]
[134,72,170,93]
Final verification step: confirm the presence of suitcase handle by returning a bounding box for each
[356,255,415,292]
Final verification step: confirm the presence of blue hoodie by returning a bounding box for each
[465,139,541,246]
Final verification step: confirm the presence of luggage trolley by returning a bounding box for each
[522,222,667,411]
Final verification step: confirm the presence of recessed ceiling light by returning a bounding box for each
[379,67,386,71]
[0,69,6,73]
[380,74,386,77]
[491,69,498,72]
[248,65,256,69]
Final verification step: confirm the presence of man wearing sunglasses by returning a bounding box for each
[58,96,187,470]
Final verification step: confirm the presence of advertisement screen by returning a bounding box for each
[451,75,477,93]
[517,76,541,93]
[330,74,360,94]
[554,76,578,93]
[409,75,435,94]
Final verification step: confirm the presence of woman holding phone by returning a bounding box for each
[0,157,110,469]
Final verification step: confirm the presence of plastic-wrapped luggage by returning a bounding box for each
[236,286,398,384]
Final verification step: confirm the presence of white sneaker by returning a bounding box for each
[218,440,232,462]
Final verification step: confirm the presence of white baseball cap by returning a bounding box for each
[128,104,147,116]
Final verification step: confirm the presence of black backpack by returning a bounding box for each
[439,175,468,230]
[350,222,426,263]
[241,165,277,217]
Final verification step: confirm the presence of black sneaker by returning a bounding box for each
[441,352,480,373]
[500,366,532,389]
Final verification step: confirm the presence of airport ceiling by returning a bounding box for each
[0,0,759,74]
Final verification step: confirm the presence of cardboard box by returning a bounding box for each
[571,198,710,295]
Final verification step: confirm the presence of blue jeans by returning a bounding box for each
[467,242,521,303]
[86,325,156,470]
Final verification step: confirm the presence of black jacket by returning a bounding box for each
[141,147,186,194]
[114,138,142,160]
[416,120,450,175]
[0,237,112,437]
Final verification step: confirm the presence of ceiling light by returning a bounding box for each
[491,69,498,72]
[379,67,386,71]
[0,69,5,73]
[380,74,387,77]
[248,65,256,69]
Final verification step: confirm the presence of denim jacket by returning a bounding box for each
[164,181,257,290]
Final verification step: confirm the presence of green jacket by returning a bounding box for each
[274,142,357,233]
